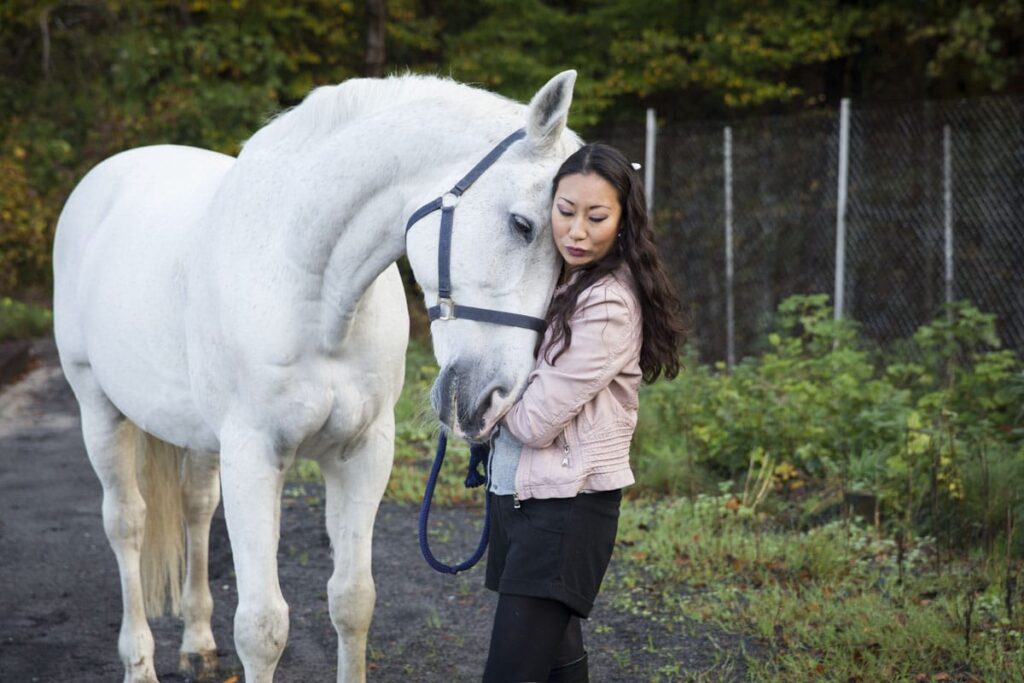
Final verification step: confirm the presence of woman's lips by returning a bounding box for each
[566,246,586,257]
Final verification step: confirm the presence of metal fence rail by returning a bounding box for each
[594,95,1024,363]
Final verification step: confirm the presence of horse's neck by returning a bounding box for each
[225,104,516,352]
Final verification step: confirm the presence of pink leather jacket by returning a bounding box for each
[502,265,643,500]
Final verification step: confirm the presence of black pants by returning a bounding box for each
[482,593,586,682]
[483,490,621,682]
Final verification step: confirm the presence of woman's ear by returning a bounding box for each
[525,70,576,153]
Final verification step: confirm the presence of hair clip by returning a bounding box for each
[631,162,642,171]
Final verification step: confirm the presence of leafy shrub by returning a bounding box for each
[0,297,53,341]
[633,294,1024,555]
[0,133,60,293]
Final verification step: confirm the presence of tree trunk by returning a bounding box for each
[39,7,51,79]
[365,0,386,77]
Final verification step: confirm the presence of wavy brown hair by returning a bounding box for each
[543,143,685,383]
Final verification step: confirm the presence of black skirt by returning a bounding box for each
[484,489,622,618]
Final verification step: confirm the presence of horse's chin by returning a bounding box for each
[449,398,510,443]
[450,416,495,444]
[433,364,518,443]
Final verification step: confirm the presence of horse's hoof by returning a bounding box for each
[122,669,159,683]
[122,657,159,683]
[178,649,219,681]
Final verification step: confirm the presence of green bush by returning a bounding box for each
[0,297,52,341]
[633,294,1024,555]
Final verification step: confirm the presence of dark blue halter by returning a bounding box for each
[405,128,545,334]
[407,128,543,574]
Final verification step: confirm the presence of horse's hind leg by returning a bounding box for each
[320,413,395,683]
[75,383,158,683]
[178,450,221,680]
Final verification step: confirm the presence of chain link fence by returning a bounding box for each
[592,95,1024,364]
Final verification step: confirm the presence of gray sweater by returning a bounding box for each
[487,426,523,496]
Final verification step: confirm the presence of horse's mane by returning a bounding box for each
[241,74,522,155]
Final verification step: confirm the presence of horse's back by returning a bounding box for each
[54,145,233,443]
[53,145,232,285]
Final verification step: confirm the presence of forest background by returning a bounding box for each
[2,0,1023,296]
[2,3,1024,678]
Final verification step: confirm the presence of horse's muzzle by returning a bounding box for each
[432,362,512,442]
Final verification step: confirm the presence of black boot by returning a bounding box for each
[546,653,588,683]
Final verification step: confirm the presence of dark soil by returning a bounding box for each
[0,340,752,682]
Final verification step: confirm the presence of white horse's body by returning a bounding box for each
[53,72,578,682]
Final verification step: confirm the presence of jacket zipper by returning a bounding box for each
[561,432,571,468]
[513,492,521,509]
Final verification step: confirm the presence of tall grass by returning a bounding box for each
[611,493,1024,681]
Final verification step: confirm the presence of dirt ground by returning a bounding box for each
[0,340,750,682]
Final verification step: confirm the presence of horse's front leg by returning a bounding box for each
[219,423,294,683]
[178,450,221,680]
[320,413,395,683]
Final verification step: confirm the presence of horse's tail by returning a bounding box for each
[124,420,186,618]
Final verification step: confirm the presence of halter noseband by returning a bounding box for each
[405,128,546,334]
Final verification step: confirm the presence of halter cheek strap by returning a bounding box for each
[405,128,546,334]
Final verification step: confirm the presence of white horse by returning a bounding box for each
[52,70,579,682]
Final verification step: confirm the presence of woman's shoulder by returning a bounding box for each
[576,264,640,313]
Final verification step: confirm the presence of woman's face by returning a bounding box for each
[551,172,622,270]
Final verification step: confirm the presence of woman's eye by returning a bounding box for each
[557,207,573,217]
[589,215,608,223]
[510,214,534,240]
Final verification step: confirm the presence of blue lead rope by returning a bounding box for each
[418,432,492,574]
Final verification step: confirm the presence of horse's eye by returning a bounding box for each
[509,214,534,241]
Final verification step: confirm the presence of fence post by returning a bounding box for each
[834,98,851,324]
[644,108,656,215]
[724,126,735,371]
[943,124,954,319]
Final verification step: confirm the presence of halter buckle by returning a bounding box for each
[441,192,460,209]
[438,297,456,320]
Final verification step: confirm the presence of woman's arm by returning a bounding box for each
[502,285,637,448]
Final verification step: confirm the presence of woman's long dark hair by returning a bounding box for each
[543,143,685,383]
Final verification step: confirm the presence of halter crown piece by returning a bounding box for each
[405,128,545,333]
[408,128,545,575]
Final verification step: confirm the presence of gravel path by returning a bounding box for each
[0,340,751,682]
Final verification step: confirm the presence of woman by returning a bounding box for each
[483,143,684,682]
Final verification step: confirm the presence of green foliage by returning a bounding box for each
[914,1,1024,91]
[0,297,52,341]
[0,134,58,292]
[636,294,908,478]
[2,1,1022,292]
[0,0,365,293]
[441,0,1024,123]
[634,295,1024,555]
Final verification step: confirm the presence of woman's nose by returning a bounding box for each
[568,217,586,240]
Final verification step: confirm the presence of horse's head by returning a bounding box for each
[406,70,580,442]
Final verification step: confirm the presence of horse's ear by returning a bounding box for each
[525,70,576,152]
